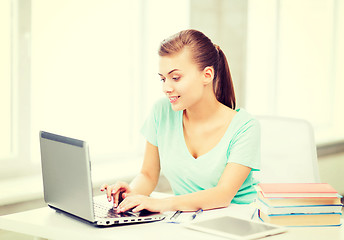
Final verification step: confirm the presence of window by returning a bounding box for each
[0,0,12,160]
[1,0,190,176]
[30,0,144,162]
[246,0,344,145]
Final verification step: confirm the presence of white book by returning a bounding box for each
[255,199,343,215]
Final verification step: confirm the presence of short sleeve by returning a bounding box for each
[140,98,171,146]
[227,119,260,171]
[140,104,159,147]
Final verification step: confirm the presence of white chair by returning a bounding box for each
[253,116,320,183]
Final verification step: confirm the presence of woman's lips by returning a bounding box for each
[169,96,180,103]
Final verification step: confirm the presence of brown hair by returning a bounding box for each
[158,29,236,109]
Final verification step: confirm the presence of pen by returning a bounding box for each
[251,208,257,220]
[190,208,203,220]
[170,210,182,221]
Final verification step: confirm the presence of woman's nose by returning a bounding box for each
[162,80,173,94]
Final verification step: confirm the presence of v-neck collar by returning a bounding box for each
[179,109,240,160]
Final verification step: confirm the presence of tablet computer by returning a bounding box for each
[184,216,287,240]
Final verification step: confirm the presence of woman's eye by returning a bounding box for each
[172,77,180,81]
[160,78,166,82]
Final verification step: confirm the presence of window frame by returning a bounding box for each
[245,0,344,146]
[0,0,35,179]
[1,0,191,178]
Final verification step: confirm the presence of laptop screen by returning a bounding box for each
[40,131,95,222]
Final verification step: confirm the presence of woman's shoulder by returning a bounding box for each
[150,97,180,124]
[151,97,173,114]
[235,108,258,123]
[226,108,261,159]
[153,97,170,108]
[231,108,260,133]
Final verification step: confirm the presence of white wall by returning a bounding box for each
[189,0,344,195]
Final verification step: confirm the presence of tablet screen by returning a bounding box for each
[187,216,286,239]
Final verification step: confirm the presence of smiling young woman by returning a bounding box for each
[101,29,260,213]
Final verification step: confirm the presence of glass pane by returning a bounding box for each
[0,0,12,159]
[246,0,343,144]
[277,0,333,127]
[246,0,278,115]
[31,0,140,161]
[30,0,190,162]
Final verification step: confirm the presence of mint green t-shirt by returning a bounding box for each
[141,98,260,204]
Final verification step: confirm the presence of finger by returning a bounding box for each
[100,184,108,191]
[113,191,120,208]
[118,198,138,213]
[106,186,114,201]
[117,200,126,212]
[113,183,130,200]
[100,184,113,201]
[109,183,126,203]
[132,204,144,213]
[110,182,126,194]
[109,184,123,203]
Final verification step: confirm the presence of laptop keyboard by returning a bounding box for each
[93,202,140,219]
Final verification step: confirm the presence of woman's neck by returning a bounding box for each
[183,92,224,124]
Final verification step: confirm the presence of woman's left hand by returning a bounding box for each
[117,194,168,213]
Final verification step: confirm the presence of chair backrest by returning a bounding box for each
[253,116,320,183]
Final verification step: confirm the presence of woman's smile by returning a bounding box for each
[169,96,180,103]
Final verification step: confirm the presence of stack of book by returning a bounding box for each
[255,183,343,227]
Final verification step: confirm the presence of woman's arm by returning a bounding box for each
[129,141,161,196]
[164,162,251,211]
[118,162,251,213]
[101,141,160,206]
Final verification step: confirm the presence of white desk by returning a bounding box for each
[0,203,343,240]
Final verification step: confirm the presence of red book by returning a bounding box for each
[258,183,338,198]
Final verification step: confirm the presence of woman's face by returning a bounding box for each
[158,48,207,111]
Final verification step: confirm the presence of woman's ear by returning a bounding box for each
[202,66,215,85]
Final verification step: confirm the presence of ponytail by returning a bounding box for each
[214,46,236,109]
[159,29,236,109]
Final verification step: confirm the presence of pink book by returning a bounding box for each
[258,183,338,198]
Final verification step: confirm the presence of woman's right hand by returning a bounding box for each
[100,181,133,208]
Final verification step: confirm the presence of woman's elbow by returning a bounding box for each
[220,199,232,208]
[216,189,235,208]
[211,194,233,209]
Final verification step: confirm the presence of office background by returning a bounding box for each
[1,0,343,238]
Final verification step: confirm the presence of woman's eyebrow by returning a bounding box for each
[168,69,181,75]
[158,69,181,77]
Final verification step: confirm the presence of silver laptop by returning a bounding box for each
[39,131,165,226]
